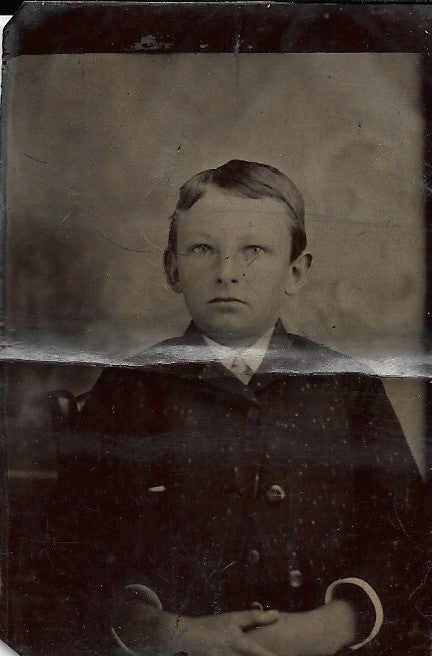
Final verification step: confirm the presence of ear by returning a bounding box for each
[285,251,312,296]
[163,248,183,293]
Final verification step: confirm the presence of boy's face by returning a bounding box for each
[165,187,310,346]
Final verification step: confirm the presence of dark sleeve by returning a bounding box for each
[77,366,139,435]
[45,367,166,654]
[346,374,428,655]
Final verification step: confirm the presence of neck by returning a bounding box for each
[202,326,275,350]
[210,336,257,349]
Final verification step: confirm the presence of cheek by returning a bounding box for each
[245,260,288,291]
[178,260,207,284]
[178,264,211,300]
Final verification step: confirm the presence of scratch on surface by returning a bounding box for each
[246,254,260,267]
[169,614,188,644]
[96,229,152,253]
[24,153,47,164]
[140,230,164,253]
[393,500,423,549]
[234,32,241,53]
[60,210,74,224]
[219,560,236,573]
[122,283,146,294]
[408,565,431,601]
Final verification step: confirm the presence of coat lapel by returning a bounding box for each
[172,321,307,401]
[178,323,261,403]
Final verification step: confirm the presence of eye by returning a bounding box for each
[189,243,214,255]
[243,245,267,257]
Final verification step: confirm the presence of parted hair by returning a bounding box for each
[167,159,307,261]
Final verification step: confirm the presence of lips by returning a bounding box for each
[209,297,247,305]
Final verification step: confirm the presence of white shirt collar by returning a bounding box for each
[202,326,275,380]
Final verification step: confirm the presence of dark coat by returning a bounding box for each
[51,321,427,655]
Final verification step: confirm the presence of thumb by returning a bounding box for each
[234,609,279,631]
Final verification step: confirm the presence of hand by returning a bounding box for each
[113,604,280,656]
[250,601,357,656]
[168,609,280,656]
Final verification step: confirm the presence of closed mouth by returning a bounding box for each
[209,297,247,305]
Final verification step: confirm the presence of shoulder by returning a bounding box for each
[278,330,402,432]
[275,325,375,377]
[92,328,204,389]
[281,332,399,424]
[123,324,208,370]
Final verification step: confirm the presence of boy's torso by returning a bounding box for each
[72,321,414,625]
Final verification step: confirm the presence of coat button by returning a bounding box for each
[266,484,286,503]
[247,549,260,565]
[289,569,303,588]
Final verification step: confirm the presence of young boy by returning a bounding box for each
[57,160,426,656]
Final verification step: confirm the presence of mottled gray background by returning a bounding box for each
[3,53,426,473]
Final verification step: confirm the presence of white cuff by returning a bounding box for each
[324,577,384,650]
[111,584,163,656]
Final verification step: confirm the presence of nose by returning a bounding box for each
[215,252,240,284]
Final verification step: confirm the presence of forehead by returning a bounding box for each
[178,187,292,239]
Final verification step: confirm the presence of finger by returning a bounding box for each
[233,609,279,630]
[235,634,277,656]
